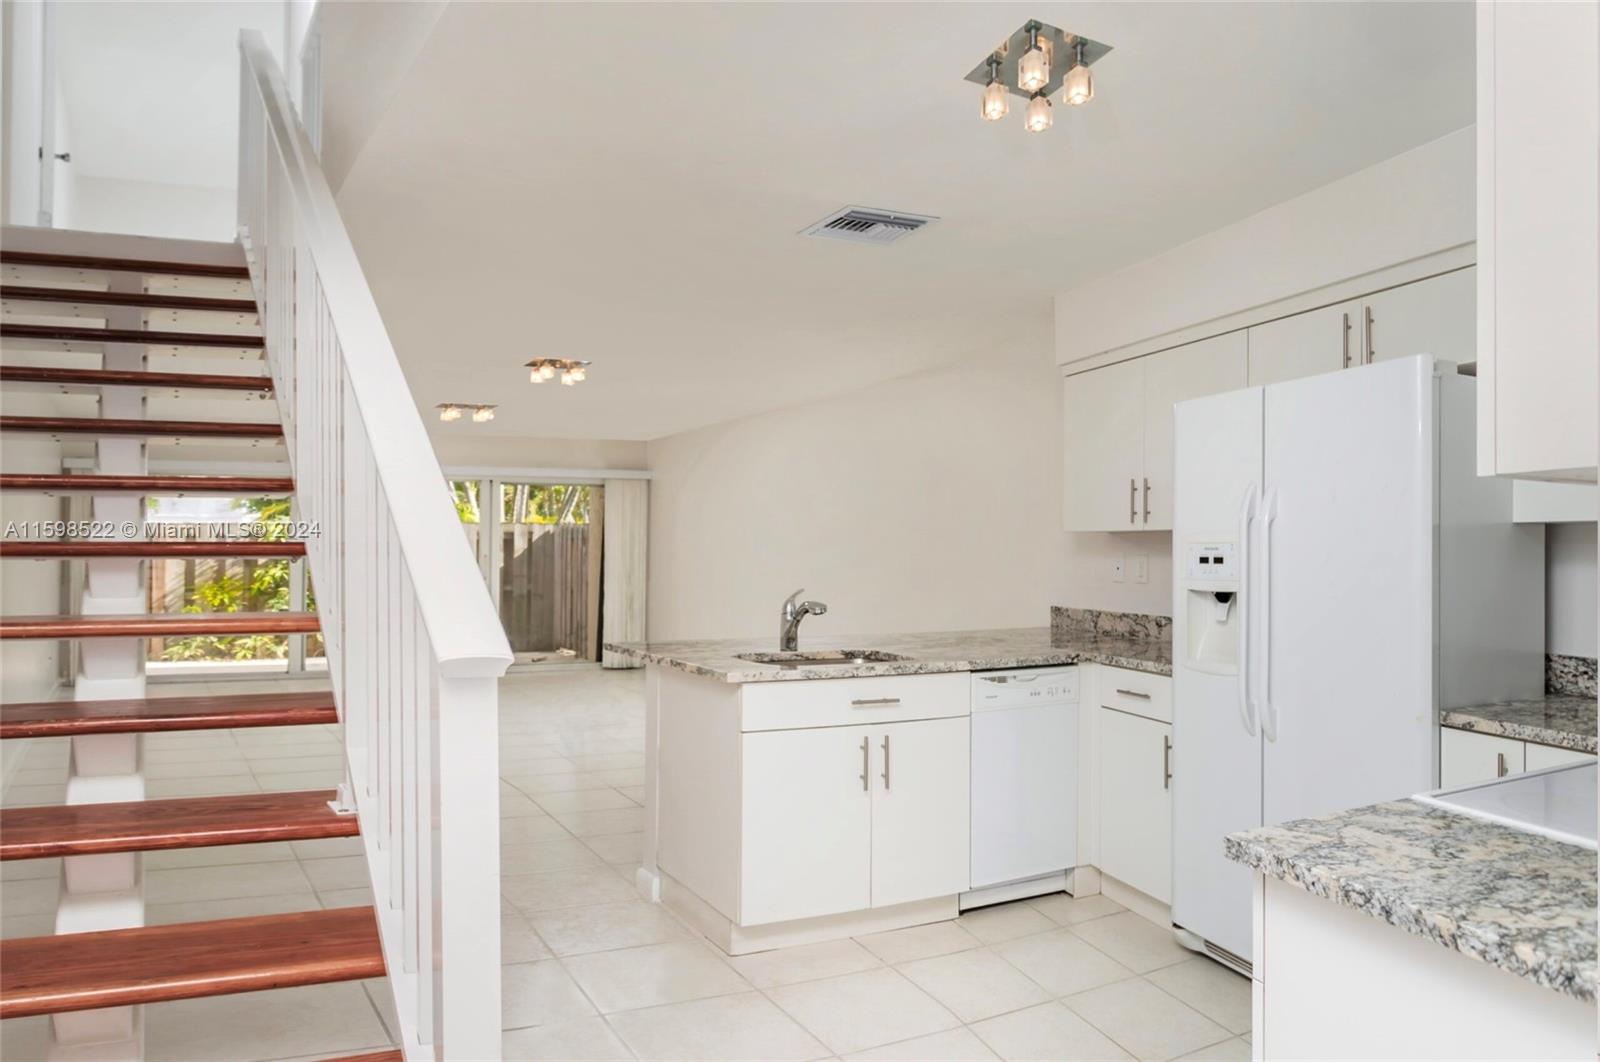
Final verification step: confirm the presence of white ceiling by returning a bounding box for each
[56,1,283,188]
[334,1,1474,442]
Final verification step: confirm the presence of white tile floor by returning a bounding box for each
[0,668,1251,1061]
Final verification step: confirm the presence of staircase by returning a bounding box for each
[0,239,395,1061]
[0,28,511,1060]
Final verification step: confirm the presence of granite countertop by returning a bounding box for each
[1227,800,1597,1003]
[1441,695,1597,754]
[605,626,1171,683]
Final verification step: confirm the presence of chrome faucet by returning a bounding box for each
[779,588,828,651]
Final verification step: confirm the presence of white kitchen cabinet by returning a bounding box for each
[1063,332,1245,532]
[1524,743,1597,772]
[1363,268,1475,367]
[1141,333,1247,530]
[740,725,872,925]
[1063,356,1144,532]
[1477,1,1599,480]
[738,714,968,926]
[1439,728,1524,787]
[1247,299,1359,386]
[869,717,970,909]
[1097,705,1173,904]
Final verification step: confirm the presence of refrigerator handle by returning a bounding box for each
[1236,484,1259,737]
[1259,489,1280,742]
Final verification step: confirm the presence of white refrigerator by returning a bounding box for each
[1170,355,1545,970]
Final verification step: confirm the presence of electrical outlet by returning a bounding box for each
[1111,555,1125,583]
[1130,554,1148,584]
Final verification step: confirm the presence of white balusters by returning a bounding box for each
[236,28,512,1061]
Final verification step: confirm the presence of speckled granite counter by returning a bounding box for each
[1227,799,1597,1003]
[1441,695,1597,754]
[606,626,1170,683]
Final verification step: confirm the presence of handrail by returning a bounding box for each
[237,28,509,1061]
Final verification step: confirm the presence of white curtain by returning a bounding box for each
[601,479,648,668]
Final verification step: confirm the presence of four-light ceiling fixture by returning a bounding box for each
[967,20,1110,133]
[437,403,496,423]
[526,358,591,386]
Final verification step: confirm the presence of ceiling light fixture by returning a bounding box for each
[527,358,592,386]
[980,57,1009,121]
[965,22,1109,133]
[437,402,496,423]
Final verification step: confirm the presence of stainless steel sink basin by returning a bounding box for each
[735,650,914,668]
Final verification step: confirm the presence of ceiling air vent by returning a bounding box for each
[801,207,937,246]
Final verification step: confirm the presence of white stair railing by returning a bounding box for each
[236,29,511,1061]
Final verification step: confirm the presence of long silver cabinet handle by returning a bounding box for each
[1496,752,1508,778]
[859,737,870,791]
[1341,312,1352,369]
[1364,306,1375,364]
[881,735,891,789]
[1129,478,1137,525]
[851,697,901,708]
[1115,688,1152,700]
[1163,735,1172,790]
[1142,478,1151,522]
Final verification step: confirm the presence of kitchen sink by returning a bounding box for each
[735,650,914,668]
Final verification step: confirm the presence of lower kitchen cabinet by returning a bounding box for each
[1097,705,1173,904]
[739,716,969,926]
[1439,726,1596,787]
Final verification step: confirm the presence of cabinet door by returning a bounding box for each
[1063,357,1144,532]
[1141,332,1247,530]
[1098,707,1172,904]
[1439,728,1525,788]
[1362,269,1475,367]
[1247,300,1358,386]
[741,726,871,925]
[870,717,970,909]
[1524,743,1596,772]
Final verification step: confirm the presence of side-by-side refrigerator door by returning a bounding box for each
[1261,357,1436,828]
[1171,384,1263,963]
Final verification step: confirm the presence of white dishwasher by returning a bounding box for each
[968,666,1079,897]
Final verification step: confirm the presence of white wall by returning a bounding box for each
[430,433,645,474]
[69,176,235,242]
[1055,127,1475,365]
[645,313,1165,642]
[2,0,45,225]
[1547,523,1598,658]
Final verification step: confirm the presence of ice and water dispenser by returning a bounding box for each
[1182,541,1241,674]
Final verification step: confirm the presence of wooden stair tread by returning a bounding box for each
[1,250,250,280]
[1,415,282,438]
[0,539,306,558]
[0,906,383,1019]
[1,323,264,349]
[0,284,257,313]
[0,612,319,639]
[319,1053,402,1062]
[0,790,356,860]
[0,690,337,738]
[0,365,271,392]
[0,473,295,494]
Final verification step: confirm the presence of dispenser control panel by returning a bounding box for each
[1185,541,1237,581]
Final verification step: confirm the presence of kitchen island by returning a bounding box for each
[606,625,1169,954]
[1227,797,1596,1059]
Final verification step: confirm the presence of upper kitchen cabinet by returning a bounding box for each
[1064,332,1246,532]
[1477,1,1599,481]
[1247,269,1474,386]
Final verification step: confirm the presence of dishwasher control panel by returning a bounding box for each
[972,667,1079,709]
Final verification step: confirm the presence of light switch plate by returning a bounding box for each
[1130,554,1148,584]
[1111,556,1125,583]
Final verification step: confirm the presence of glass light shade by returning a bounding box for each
[1063,62,1093,106]
[980,78,1009,121]
[472,406,495,422]
[1024,93,1053,133]
[438,405,461,422]
[569,366,587,382]
[560,371,578,386]
[1017,45,1049,93]
[529,368,544,383]
[541,363,558,380]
